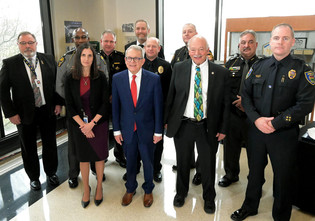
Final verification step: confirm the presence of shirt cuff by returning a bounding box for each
[154,133,162,137]
[114,130,121,136]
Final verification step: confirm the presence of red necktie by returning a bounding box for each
[131,75,137,130]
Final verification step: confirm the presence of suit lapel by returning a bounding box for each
[207,60,215,108]
[18,54,33,91]
[122,71,135,108]
[137,69,147,108]
[184,60,192,98]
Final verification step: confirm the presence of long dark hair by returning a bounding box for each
[72,43,99,80]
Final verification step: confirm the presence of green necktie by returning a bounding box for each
[194,66,203,121]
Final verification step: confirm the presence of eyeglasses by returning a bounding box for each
[73,35,88,40]
[18,41,36,45]
[125,57,143,62]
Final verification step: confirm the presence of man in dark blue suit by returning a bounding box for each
[112,45,163,208]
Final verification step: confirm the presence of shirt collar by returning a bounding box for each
[128,69,142,79]
[22,54,37,63]
[192,58,208,69]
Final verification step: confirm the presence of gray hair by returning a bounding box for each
[125,45,145,58]
[101,29,116,41]
[183,23,197,32]
[271,23,295,38]
[17,31,37,42]
[239,30,257,42]
[135,19,150,31]
[144,37,160,46]
[72,27,89,38]
[187,35,209,50]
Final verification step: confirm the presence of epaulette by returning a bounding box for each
[114,50,124,56]
[58,49,76,67]
[228,53,240,61]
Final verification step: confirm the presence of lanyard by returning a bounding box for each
[24,58,39,78]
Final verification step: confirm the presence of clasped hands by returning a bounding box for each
[80,122,95,138]
[255,117,275,134]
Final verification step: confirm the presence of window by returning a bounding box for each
[163,0,216,62]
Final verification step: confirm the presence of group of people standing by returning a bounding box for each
[0,19,314,221]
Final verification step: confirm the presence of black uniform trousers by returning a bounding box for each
[242,124,299,221]
[223,111,248,180]
[174,119,217,201]
[17,105,58,181]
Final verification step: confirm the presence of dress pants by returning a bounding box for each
[154,135,163,173]
[124,131,155,194]
[242,124,299,221]
[174,119,218,201]
[223,111,248,180]
[17,105,58,181]
[66,118,80,179]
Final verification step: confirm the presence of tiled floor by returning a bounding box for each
[1,134,315,221]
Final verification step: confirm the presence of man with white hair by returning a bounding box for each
[165,35,230,214]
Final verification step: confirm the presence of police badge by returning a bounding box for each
[288,69,296,79]
[158,66,164,74]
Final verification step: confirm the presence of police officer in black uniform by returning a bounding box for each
[218,30,261,187]
[56,28,108,188]
[171,23,214,68]
[142,37,172,182]
[231,23,315,221]
[170,23,214,186]
[100,30,127,168]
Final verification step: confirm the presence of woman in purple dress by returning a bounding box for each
[65,43,109,208]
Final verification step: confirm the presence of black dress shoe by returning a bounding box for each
[30,180,41,191]
[92,171,106,182]
[153,172,162,183]
[192,173,201,185]
[116,158,127,168]
[218,176,239,187]
[94,187,103,206]
[47,174,59,186]
[68,177,78,188]
[173,194,186,207]
[81,186,91,208]
[231,208,258,221]
[204,201,215,214]
[172,165,177,171]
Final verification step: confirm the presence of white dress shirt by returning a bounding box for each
[183,59,208,119]
[23,55,46,105]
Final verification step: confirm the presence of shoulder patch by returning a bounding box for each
[245,67,253,79]
[305,71,315,85]
[58,56,65,67]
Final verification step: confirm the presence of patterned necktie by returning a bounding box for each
[28,58,43,107]
[194,66,203,121]
[131,75,137,130]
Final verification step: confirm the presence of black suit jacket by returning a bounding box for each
[64,71,109,126]
[0,53,62,124]
[124,40,165,59]
[164,59,230,138]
